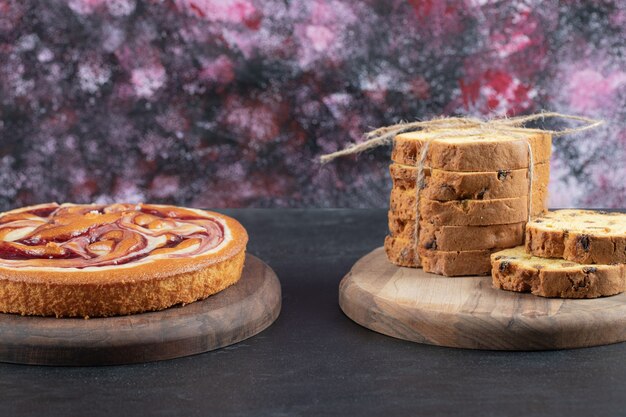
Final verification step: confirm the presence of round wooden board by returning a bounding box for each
[0,255,281,366]
[339,247,626,350]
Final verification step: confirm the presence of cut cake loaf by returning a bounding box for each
[526,210,626,264]
[491,246,625,298]
[385,129,553,275]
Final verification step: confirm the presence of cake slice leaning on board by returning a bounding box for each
[492,210,626,298]
[385,129,552,275]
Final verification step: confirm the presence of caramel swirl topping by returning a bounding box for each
[0,203,226,269]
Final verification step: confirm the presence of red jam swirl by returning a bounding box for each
[0,203,225,268]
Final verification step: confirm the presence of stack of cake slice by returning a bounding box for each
[385,130,552,276]
[491,210,626,298]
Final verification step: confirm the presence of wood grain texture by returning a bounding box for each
[339,247,626,350]
[0,255,281,365]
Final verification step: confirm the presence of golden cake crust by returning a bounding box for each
[0,203,248,317]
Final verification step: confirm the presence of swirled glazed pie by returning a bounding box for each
[0,203,248,317]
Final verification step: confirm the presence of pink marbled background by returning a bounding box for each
[0,0,624,210]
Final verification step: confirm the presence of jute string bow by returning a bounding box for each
[320,112,603,257]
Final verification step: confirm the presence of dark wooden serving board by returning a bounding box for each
[0,255,281,366]
[339,247,626,350]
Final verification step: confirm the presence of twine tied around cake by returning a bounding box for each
[319,112,603,260]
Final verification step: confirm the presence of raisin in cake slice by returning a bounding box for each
[526,210,626,264]
[491,246,625,298]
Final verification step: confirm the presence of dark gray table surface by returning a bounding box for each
[0,209,624,417]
